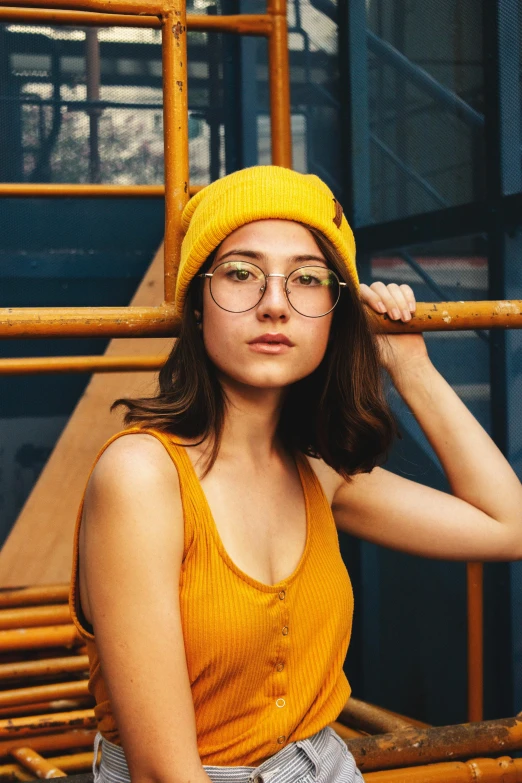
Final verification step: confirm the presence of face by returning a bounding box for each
[199,219,335,392]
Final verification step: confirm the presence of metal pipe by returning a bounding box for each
[0,681,90,710]
[0,605,72,630]
[0,6,272,33]
[363,756,522,782]
[0,710,95,740]
[46,751,94,774]
[0,625,81,652]
[345,716,522,772]
[0,731,96,758]
[0,355,168,375]
[339,697,430,735]
[161,5,189,304]
[0,763,32,781]
[85,28,101,184]
[0,585,69,608]
[11,747,66,778]
[0,655,89,681]
[467,562,484,722]
[1,302,521,339]
[0,699,93,719]
[267,0,292,166]
[0,305,179,338]
[0,184,200,197]
[3,0,165,16]
[328,721,365,740]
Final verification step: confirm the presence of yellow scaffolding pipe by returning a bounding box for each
[0,184,202,197]
[0,6,273,33]
[0,300,520,340]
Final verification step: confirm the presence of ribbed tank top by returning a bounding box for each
[69,427,354,766]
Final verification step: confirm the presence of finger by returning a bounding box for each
[386,283,412,321]
[399,284,417,312]
[369,281,405,320]
[359,283,387,313]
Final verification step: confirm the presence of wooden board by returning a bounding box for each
[0,243,172,587]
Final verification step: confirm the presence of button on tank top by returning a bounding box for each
[69,427,354,766]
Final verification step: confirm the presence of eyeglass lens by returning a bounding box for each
[209,261,340,317]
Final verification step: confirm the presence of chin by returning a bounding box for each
[219,364,316,391]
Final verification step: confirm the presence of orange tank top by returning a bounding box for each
[69,426,354,766]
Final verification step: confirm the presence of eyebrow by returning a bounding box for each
[215,249,327,265]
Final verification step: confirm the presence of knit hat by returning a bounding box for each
[176,165,358,315]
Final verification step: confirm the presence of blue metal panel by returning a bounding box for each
[483,0,522,716]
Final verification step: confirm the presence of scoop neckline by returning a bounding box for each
[172,440,313,594]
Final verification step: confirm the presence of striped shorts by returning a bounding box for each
[92,725,364,783]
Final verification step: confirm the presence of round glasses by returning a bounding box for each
[199,261,346,318]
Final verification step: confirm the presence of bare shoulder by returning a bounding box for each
[90,432,179,490]
[82,431,183,546]
[79,432,184,626]
[304,453,345,506]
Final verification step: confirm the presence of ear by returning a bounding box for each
[194,309,202,326]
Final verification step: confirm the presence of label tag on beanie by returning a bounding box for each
[332,198,343,228]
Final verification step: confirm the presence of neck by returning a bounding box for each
[215,376,286,464]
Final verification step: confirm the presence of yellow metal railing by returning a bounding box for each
[1,0,522,740]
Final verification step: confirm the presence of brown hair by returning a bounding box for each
[112,224,397,479]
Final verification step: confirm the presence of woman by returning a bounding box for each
[69,166,522,783]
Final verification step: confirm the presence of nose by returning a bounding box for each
[256,274,291,321]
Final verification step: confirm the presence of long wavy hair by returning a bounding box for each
[112,223,398,478]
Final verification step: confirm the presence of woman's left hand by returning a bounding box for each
[359,281,430,376]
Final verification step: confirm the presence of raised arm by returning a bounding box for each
[80,434,211,783]
[331,283,522,561]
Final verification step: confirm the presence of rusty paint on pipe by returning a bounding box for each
[0,585,69,608]
[0,655,89,682]
[370,300,522,332]
[1,302,522,339]
[0,699,93,719]
[0,710,95,740]
[0,730,96,758]
[363,756,522,783]
[267,0,292,167]
[467,562,484,723]
[11,747,66,778]
[162,6,189,304]
[345,716,522,772]
[0,184,200,198]
[0,5,272,33]
[0,605,72,631]
[0,625,82,653]
[339,698,429,735]
[0,355,168,375]
[0,681,90,710]
[0,305,179,338]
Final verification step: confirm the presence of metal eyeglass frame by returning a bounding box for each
[198,261,347,318]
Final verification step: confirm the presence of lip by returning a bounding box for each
[248,333,295,346]
[247,333,295,354]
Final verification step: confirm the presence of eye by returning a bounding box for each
[222,265,254,282]
[294,273,321,286]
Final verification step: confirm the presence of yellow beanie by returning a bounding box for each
[176,165,358,315]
